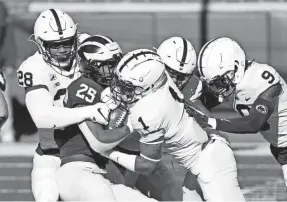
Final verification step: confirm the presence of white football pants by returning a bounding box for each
[31,152,61,202]
[191,139,245,202]
[56,161,158,201]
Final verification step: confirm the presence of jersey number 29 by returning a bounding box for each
[76,84,97,103]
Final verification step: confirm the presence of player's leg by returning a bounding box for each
[57,161,116,201]
[270,144,287,187]
[111,183,158,202]
[135,160,183,201]
[31,152,61,202]
[106,160,140,187]
[183,171,204,201]
[0,75,15,143]
[192,139,245,201]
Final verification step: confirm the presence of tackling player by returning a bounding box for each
[72,35,185,201]
[56,34,156,201]
[102,49,245,201]
[17,9,109,202]
[193,37,287,188]
[156,36,205,200]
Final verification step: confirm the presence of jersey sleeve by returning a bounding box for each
[64,76,103,108]
[255,64,281,94]
[129,109,165,162]
[181,75,203,103]
[130,107,165,145]
[17,59,48,92]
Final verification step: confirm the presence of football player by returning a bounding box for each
[157,36,211,116]
[56,34,156,201]
[193,37,287,188]
[0,71,8,129]
[17,9,109,202]
[156,36,205,200]
[102,49,245,201]
[73,35,185,201]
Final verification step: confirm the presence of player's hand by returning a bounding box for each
[210,133,231,146]
[204,128,230,145]
[192,111,215,129]
[101,87,120,110]
[86,102,110,125]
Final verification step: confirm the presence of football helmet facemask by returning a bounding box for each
[197,37,246,101]
[78,35,123,87]
[31,9,78,76]
[111,49,166,104]
[157,37,197,89]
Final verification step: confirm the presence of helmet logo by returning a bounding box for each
[219,53,223,69]
[256,104,268,114]
[139,77,144,82]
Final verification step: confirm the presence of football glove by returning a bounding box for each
[85,102,110,125]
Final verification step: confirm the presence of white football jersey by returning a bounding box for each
[233,61,287,147]
[129,73,208,170]
[17,51,81,150]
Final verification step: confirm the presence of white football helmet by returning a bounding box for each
[111,49,166,104]
[78,35,123,87]
[31,9,78,76]
[197,37,246,100]
[157,37,197,89]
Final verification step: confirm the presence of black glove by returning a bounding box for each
[184,102,212,128]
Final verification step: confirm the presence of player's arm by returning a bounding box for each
[209,83,281,133]
[17,62,108,129]
[25,88,108,129]
[183,79,212,117]
[78,119,132,153]
[102,128,165,176]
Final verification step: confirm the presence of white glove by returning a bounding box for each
[101,87,119,110]
[125,115,133,133]
[84,102,110,125]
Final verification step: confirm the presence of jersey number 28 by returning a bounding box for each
[17,71,33,87]
[76,84,97,103]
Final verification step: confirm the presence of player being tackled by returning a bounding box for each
[56,35,156,201]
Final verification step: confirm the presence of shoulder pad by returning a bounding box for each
[17,53,48,88]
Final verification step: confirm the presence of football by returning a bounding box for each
[108,104,129,129]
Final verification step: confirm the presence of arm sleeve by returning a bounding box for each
[216,84,280,133]
[134,112,165,162]
[25,88,91,129]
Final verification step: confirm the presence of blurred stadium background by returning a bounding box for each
[0,0,287,201]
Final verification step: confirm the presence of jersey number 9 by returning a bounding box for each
[262,71,275,84]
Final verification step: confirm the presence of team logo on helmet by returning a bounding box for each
[256,104,268,114]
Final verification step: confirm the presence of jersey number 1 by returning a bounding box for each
[138,117,149,130]
[76,84,97,103]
